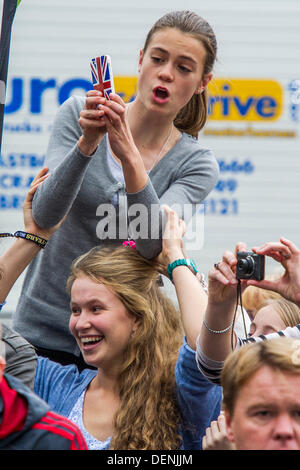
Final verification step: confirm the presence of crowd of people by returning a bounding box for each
[1,9,300,451]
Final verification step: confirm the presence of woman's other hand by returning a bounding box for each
[248,238,300,308]
[78,90,107,156]
[155,205,186,276]
[202,412,235,451]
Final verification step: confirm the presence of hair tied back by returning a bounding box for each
[122,240,136,250]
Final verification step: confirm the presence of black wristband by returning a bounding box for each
[0,231,48,248]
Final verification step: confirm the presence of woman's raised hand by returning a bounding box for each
[207,242,248,307]
[248,238,300,307]
[78,90,108,156]
[99,94,139,164]
[155,205,186,276]
[202,412,235,451]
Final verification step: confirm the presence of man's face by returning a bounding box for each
[225,365,300,450]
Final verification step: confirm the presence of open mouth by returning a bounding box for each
[80,335,104,350]
[153,86,169,103]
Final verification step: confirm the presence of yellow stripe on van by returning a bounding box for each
[114,76,138,104]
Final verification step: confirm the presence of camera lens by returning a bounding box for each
[237,256,254,275]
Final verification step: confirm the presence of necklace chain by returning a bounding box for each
[126,105,174,172]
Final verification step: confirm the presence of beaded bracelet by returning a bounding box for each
[0,231,48,248]
[203,317,233,334]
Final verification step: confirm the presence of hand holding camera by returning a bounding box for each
[246,237,300,308]
[207,244,264,345]
[207,242,265,306]
[236,251,265,281]
[208,243,245,307]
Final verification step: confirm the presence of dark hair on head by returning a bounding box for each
[143,10,217,138]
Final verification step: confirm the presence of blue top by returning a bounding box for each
[0,301,6,311]
[34,337,222,450]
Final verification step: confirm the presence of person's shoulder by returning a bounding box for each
[175,133,219,174]
[2,323,36,354]
[33,410,88,449]
[35,357,96,412]
[36,355,79,376]
[180,132,212,152]
[37,356,96,386]
[176,133,216,161]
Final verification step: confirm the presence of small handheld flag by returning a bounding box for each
[90,55,115,100]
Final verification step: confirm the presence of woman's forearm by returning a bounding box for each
[198,300,237,362]
[32,96,94,228]
[172,265,208,350]
[165,241,207,351]
[0,239,41,303]
[122,151,149,194]
[32,144,91,228]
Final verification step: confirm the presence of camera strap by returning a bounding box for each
[231,279,248,350]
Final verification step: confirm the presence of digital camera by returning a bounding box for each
[236,251,265,281]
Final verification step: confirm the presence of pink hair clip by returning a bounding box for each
[122,240,136,250]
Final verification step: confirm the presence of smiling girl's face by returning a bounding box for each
[69,275,138,371]
[136,27,212,119]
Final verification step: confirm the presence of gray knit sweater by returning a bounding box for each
[12,96,219,356]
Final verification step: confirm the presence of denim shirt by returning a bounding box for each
[34,337,222,450]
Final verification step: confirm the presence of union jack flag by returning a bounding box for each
[90,55,115,100]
